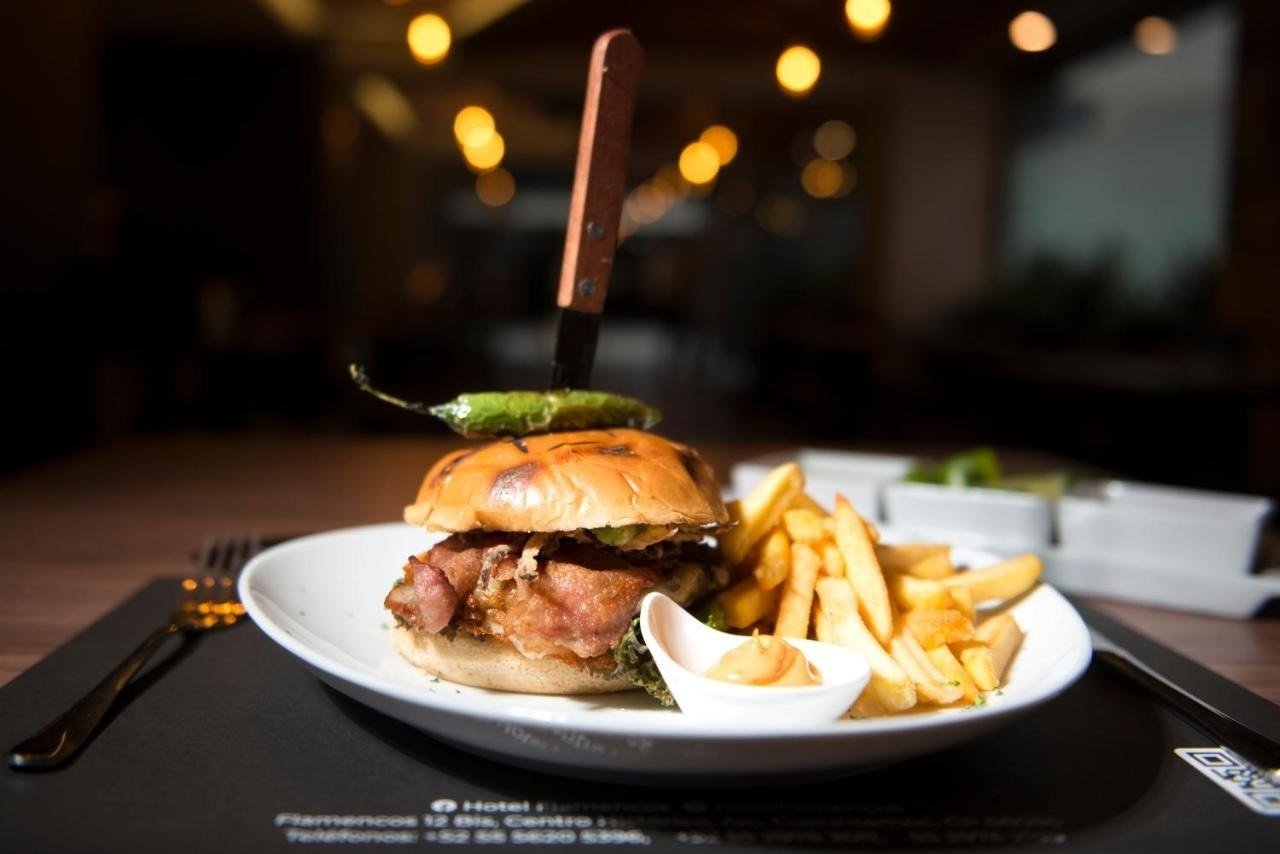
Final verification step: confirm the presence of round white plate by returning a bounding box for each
[239,523,1091,783]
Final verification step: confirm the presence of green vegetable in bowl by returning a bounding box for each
[987,472,1073,499]
[906,447,1002,487]
[906,447,1071,498]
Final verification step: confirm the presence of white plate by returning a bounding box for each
[239,523,1092,783]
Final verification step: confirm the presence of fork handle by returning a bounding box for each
[7,622,180,770]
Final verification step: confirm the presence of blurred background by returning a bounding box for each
[5,0,1278,500]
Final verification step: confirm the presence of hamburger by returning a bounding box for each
[384,428,731,695]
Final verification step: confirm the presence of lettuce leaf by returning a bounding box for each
[613,600,726,706]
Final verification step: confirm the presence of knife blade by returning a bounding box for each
[550,29,644,389]
[1090,626,1280,785]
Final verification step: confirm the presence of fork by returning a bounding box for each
[7,535,261,770]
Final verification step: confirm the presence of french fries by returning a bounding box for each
[926,644,980,705]
[783,508,828,543]
[833,495,894,645]
[716,576,780,629]
[750,527,792,591]
[976,613,1024,683]
[953,641,999,691]
[820,541,845,578]
[905,608,974,649]
[719,462,804,565]
[889,624,965,705]
[815,578,916,712]
[887,573,954,611]
[876,543,954,579]
[942,553,1042,603]
[715,463,1040,718]
[775,542,822,637]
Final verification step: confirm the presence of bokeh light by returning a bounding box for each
[475,168,515,207]
[775,45,821,96]
[462,131,505,172]
[845,0,891,41]
[756,195,807,237]
[407,13,451,65]
[405,260,448,304]
[1134,17,1177,55]
[678,141,721,185]
[631,183,667,221]
[1009,11,1056,53]
[700,125,739,166]
[813,121,856,161]
[801,159,844,199]
[453,106,495,148]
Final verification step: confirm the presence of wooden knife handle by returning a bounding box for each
[556,29,644,314]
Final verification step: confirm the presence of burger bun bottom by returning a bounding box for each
[390,625,634,694]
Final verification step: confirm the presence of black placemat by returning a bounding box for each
[2,580,1278,852]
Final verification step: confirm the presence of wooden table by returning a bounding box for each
[1,435,1277,706]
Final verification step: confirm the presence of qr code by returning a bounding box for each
[1175,747,1280,816]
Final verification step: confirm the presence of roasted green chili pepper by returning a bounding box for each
[430,389,661,438]
[349,364,661,438]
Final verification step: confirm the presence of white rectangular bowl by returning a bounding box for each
[1056,480,1273,578]
[882,481,1053,553]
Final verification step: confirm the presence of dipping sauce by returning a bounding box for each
[705,633,822,687]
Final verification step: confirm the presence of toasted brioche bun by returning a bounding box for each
[404,428,728,533]
[390,625,633,694]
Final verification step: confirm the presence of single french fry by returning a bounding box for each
[790,492,828,515]
[905,608,975,649]
[820,540,845,578]
[943,554,1043,603]
[948,585,975,623]
[716,576,781,629]
[719,463,805,565]
[783,508,829,543]
[926,644,980,705]
[834,495,894,645]
[813,601,834,643]
[849,690,885,719]
[877,546,953,581]
[863,518,880,545]
[976,613,1024,682]
[887,572,954,611]
[953,641,999,691]
[775,541,822,637]
[875,543,952,575]
[750,527,793,591]
[889,624,965,705]
[815,578,916,712]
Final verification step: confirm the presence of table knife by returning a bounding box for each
[550,29,644,389]
[1091,626,1280,785]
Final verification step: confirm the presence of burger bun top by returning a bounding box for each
[404,428,729,533]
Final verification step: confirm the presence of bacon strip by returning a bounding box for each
[409,554,458,633]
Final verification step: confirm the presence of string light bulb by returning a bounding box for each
[700,125,739,166]
[1134,16,1177,55]
[1009,11,1056,53]
[453,106,495,148]
[845,0,891,42]
[407,13,451,65]
[678,141,721,185]
[775,45,821,96]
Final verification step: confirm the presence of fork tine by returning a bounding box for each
[183,536,216,613]
[201,538,227,616]
[227,535,260,617]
